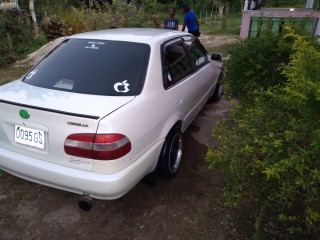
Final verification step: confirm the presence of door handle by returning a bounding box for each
[176,99,182,105]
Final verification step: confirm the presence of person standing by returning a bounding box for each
[180,4,200,37]
[250,0,262,10]
[163,7,179,30]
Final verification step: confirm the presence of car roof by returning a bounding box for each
[69,28,190,44]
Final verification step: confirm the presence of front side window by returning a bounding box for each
[23,39,151,96]
[184,38,209,68]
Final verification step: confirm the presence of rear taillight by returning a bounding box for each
[64,133,131,160]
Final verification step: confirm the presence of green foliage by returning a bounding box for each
[224,32,293,102]
[76,1,109,31]
[42,15,72,41]
[263,0,306,8]
[224,27,319,103]
[66,0,145,32]
[40,0,145,38]
[207,31,320,237]
[0,10,47,66]
[18,0,78,15]
[143,0,166,14]
[59,7,87,34]
[103,0,145,28]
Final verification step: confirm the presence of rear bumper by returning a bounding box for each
[0,141,163,200]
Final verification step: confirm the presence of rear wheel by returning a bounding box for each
[159,128,183,179]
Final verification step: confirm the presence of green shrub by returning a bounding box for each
[224,25,319,103]
[66,0,145,32]
[207,31,320,237]
[101,0,145,28]
[224,32,292,102]
[42,15,72,40]
[0,10,47,66]
[60,7,87,34]
[143,0,166,14]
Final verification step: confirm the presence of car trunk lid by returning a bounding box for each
[0,80,134,171]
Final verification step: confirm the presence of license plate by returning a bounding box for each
[14,125,45,149]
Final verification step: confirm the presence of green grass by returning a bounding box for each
[264,1,307,8]
[0,67,29,85]
[200,12,242,36]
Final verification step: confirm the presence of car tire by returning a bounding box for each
[212,82,223,102]
[159,128,183,179]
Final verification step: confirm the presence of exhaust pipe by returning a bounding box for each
[78,194,93,211]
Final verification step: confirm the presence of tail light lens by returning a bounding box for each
[64,133,131,160]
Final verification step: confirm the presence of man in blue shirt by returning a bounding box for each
[180,4,200,37]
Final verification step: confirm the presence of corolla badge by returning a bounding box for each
[114,80,130,93]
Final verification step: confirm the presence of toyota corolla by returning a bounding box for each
[0,28,223,210]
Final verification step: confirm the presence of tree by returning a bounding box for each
[29,0,39,38]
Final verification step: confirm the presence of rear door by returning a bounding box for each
[162,38,202,130]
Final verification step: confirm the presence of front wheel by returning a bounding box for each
[211,82,223,102]
[159,128,183,179]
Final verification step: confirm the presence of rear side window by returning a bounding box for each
[23,39,150,96]
[163,42,193,88]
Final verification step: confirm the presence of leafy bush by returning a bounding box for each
[150,14,161,28]
[42,15,72,40]
[224,32,292,102]
[41,0,145,38]
[101,0,145,28]
[143,0,166,14]
[207,31,320,237]
[60,7,87,34]
[66,0,145,32]
[224,24,319,103]
[0,10,47,65]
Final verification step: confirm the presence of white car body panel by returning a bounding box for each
[0,80,135,172]
[0,80,135,118]
[0,28,222,199]
[0,141,163,199]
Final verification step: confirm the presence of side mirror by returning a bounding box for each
[211,52,223,61]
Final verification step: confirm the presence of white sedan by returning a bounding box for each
[0,28,223,210]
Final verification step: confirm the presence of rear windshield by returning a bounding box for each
[23,39,150,96]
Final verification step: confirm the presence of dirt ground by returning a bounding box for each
[0,34,256,240]
[1,100,256,240]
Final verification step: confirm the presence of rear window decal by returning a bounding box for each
[85,41,105,50]
[26,70,38,79]
[114,80,130,93]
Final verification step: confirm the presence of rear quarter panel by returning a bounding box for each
[93,42,182,175]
